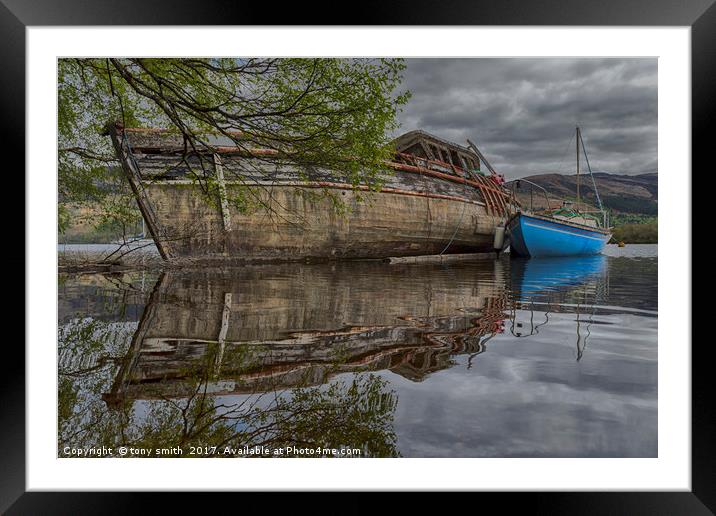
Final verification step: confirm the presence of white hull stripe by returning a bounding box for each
[523,222,609,242]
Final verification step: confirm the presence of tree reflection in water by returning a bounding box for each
[59,315,402,457]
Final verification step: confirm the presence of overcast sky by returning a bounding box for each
[395,58,657,179]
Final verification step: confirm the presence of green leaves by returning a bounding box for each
[58,58,410,233]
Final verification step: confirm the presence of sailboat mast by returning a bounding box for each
[576,126,581,208]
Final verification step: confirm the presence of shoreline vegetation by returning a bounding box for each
[609,223,658,244]
[609,219,658,244]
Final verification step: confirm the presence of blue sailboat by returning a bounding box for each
[507,127,612,257]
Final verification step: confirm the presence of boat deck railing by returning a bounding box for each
[506,178,610,229]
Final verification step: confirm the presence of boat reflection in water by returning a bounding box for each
[510,254,607,298]
[509,254,608,360]
[103,260,510,407]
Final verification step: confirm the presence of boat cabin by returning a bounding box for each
[393,130,483,176]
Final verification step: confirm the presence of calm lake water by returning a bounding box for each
[58,244,657,458]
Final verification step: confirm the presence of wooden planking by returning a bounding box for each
[129,148,516,218]
[132,153,487,204]
[123,127,511,201]
[140,182,502,261]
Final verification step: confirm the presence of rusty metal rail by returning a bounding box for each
[390,153,514,217]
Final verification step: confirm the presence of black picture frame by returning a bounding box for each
[5,1,707,512]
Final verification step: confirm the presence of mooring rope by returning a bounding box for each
[439,168,470,256]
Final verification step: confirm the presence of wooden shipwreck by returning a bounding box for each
[107,123,517,263]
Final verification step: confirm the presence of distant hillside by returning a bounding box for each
[512,172,657,215]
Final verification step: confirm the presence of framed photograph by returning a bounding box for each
[7,0,707,512]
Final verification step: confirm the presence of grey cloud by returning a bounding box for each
[396,58,657,179]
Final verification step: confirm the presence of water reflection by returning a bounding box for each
[58,252,657,457]
[105,262,510,405]
[509,255,608,361]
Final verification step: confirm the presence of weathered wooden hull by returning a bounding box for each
[144,182,504,262]
[109,126,515,263]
